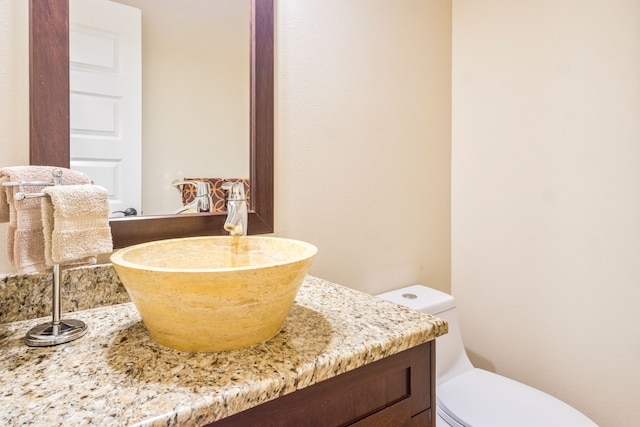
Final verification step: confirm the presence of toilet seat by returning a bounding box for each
[437,368,598,427]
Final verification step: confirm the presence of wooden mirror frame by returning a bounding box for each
[29,0,274,248]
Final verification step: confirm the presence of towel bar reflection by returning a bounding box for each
[3,168,87,346]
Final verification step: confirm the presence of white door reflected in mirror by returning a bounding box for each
[70,0,143,217]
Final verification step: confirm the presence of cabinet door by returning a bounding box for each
[209,341,434,427]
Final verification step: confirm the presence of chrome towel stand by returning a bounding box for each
[2,168,87,346]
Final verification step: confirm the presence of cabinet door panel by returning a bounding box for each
[209,342,433,427]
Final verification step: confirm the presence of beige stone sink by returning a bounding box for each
[110,236,317,352]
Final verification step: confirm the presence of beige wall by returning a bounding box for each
[452,1,640,426]
[274,0,452,295]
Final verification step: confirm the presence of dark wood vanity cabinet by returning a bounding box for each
[210,341,435,427]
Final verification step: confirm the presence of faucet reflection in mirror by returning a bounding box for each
[171,179,213,214]
[171,177,249,235]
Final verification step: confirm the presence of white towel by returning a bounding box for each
[41,184,113,266]
[0,166,92,274]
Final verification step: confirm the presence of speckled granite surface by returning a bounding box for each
[0,264,130,324]
[0,275,447,426]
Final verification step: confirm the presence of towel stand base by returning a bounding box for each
[24,263,88,347]
[5,169,90,347]
[24,319,87,347]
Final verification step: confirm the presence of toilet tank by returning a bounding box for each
[376,284,455,314]
[377,285,474,384]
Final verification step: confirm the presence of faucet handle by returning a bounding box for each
[221,181,246,200]
[172,179,200,189]
[172,179,212,196]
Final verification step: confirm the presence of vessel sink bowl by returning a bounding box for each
[110,236,317,352]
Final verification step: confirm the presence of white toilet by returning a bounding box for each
[377,285,598,427]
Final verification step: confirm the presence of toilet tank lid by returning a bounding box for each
[376,284,455,315]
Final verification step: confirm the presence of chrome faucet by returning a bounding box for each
[172,180,212,214]
[221,181,247,236]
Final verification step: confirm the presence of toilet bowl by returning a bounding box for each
[377,285,598,427]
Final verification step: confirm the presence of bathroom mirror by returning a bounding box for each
[70,0,250,216]
[29,0,273,248]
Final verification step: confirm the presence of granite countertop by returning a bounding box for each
[1,275,447,426]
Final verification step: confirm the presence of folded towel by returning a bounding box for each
[0,166,92,274]
[41,184,113,266]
